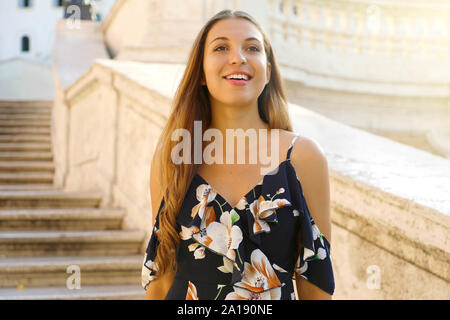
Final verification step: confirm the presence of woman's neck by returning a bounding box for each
[208,100,269,134]
[201,99,275,168]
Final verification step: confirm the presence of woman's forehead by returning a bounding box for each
[206,18,263,45]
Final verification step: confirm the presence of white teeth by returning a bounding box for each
[226,74,249,80]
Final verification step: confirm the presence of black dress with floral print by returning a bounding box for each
[142,135,335,300]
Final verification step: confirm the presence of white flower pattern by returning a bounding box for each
[194,210,243,262]
[249,193,291,234]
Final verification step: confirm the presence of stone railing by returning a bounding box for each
[268,0,450,95]
[53,56,449,299]
[51,19,110,191]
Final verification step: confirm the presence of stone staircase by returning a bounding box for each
[0,101,145,299]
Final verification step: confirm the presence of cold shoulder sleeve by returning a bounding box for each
[141,199,163,290]
[294,214,335,296]
[285,158,335,296]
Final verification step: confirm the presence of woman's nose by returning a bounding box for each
[229,48,247,64]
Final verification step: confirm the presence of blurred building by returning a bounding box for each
[63,0,93,20]
[0,0,115,65]
[63,0,116,21]
[0,0,114,100]
[0,0,65,65]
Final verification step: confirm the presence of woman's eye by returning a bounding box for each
[214,46,260,52]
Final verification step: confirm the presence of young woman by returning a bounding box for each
[142,10,335,300]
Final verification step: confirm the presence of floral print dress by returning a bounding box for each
[142,135,335,300]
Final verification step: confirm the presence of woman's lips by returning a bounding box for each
[224,78,250,86]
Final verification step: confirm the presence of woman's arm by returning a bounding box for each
[145,153,175,300]
[290,136,332,300]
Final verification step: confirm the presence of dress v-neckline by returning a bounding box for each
[194,159,290,210]
[193,134,300,211]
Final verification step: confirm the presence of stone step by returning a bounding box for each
[0,101,51,108]
[0,190,103,209]
[0,151,53,161]
[0,172,53,185]
[0,161,54,173]
[0,106,51,114]
[0,142,52,152]
[0,101,51,107]
[0,120,50,128]
[0,114,51,121]
[0,208,125,231]
[0,127,50,135]
[0,135,51,143]
[0,184,57,191]
[0,284,144,300]
[0,230,145,257]
[0,255,142,288]
[0,110,51,117]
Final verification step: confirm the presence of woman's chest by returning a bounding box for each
[196,165,267,208]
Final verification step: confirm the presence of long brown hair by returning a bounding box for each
[153,9,293,276]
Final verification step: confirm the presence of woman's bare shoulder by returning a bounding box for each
[286,131,331,241]
[277,129,325,157]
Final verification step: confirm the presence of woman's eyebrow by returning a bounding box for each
[209,36,262,46]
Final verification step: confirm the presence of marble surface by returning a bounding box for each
[96,59,185,99]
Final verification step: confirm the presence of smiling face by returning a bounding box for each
[202,18,271,109]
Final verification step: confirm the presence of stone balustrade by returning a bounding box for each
[268,0,450,93]
[274,0,450,53]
